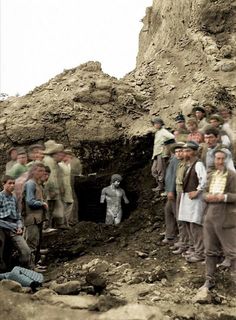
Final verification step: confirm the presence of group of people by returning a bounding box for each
[151,105,236,291]
[0,139,130,273]
[0,103,235,294]
[0,140,82,272]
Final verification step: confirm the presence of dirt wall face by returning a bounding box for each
[0,61,150,173]
[1,0,236,170]
[134,0,236,129]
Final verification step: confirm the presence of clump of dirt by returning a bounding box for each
[214,87,236,109]
[200,1,235,37]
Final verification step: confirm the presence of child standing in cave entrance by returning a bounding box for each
[100,174,129,225]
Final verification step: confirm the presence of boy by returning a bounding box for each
[0,175,31,269]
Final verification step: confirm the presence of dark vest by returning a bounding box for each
[183,160,200,193]
[24,180,45,226]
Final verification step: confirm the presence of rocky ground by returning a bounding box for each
[1,170,235,319]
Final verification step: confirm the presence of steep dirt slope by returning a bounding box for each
[124,0,236,136]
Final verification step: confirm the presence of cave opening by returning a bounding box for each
[74,133,153,224]
[75,174,139,223]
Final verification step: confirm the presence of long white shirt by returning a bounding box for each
[178,161,207,225]
[152,128,175,159]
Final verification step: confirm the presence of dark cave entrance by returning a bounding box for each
[75,174,139,223]
[74,133,153,224]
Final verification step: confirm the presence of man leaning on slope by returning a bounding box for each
[151,117,175,193]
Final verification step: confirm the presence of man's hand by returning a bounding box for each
[205,193,224,202]
[167,192,175,201]
[188,191,199,200]
[16,228,23,235]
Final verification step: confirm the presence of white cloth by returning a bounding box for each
[178,162,207,225]
[221,134,231,148]
[152,128,175,159]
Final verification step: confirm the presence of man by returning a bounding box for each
[178,141,207,262]
[186,118,203,144]
[151,117,175,193]
[43,140,66,229]
[0,175,31,270]
[70,152,83,224]
[171,146,189,254]
[173,114,189,142]
[200,127,235,171]
[27,144,45,168]
[24,163,48,268]
[191,105,208,133]
[208,114,231,148]
[162,142,185,244]
[59,149,74,226]
[9,151,28,179]
[100,174,129,225]
[5,147,18,174]
[200,149,236,290]
[219,107,234,142]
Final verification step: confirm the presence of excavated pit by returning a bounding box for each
[74,134,153,223]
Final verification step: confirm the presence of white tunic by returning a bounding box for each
[178,161,207,225]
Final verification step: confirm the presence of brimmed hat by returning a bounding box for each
[170,142,185,153]
[183,141,199,150]
[209,114,224,125]
[28,144,45,152]
[175,114,185,123]
[7,147,17,156]
[192,105,206,114]
[186,117,198,125]
[43,140,64,155]
[151,117,164,126]
[63,148,74,156]
[213,147,231,157]
[17,148,27,155]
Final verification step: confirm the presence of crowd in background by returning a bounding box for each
[0,140,82,272]
[151,105,236,291]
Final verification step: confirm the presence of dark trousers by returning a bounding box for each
[151,156,167,190]
[164,199,178,239]
[176,193,189,248]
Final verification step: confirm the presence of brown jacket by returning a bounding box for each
[24,179,46,226]
[203,169,236,228]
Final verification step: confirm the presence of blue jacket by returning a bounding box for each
[165,156,180,193]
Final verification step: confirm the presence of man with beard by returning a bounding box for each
[178,141,207,263]
[199,149,236,290]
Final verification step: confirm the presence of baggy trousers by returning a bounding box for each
[151,156,166,190]
[176,193,189,249]
[25,223,43,264]
[186,222,204,258]
[164,199,178,239]
[204,204,236,280]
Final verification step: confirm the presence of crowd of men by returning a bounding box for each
[0,104,235,293]
[151,105,236,291]
[0,140,82,272]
